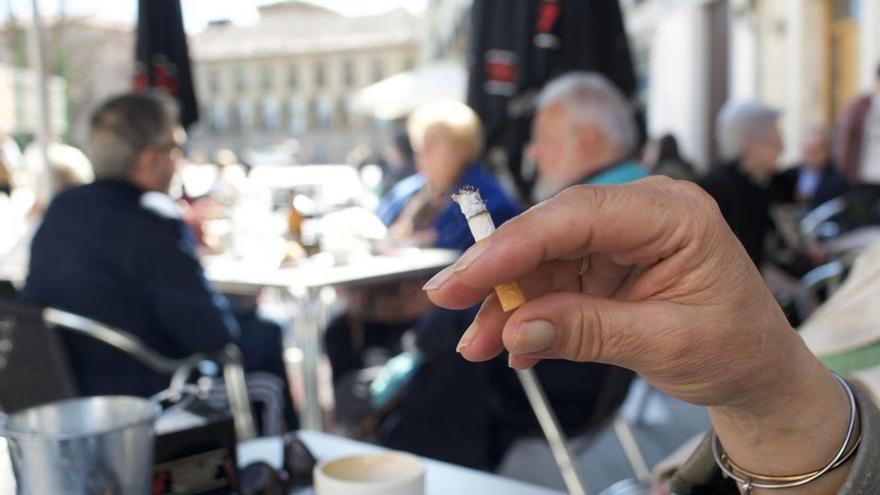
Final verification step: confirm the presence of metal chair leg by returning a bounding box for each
[612,417,650,483]
[517,368,589,495]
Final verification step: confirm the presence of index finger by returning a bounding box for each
[426,177,718,309]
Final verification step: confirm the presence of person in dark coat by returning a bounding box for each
[700,101,792,269]
[20,94,295,431]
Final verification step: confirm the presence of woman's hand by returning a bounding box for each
[424,178,853,492]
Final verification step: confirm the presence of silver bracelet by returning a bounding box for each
[711,373,860,493]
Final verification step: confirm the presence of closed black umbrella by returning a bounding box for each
[133,0,199,129]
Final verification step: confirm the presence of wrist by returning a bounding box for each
[708,345,848,470]
[708,352,857,492]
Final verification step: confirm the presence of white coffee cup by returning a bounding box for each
[314,452,425,495]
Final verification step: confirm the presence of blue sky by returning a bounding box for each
[1,0,426,33]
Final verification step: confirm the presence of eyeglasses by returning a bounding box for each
[237,433,317,495]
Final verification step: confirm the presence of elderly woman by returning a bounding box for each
[326,100,522,432]
[699,101,794,268]
[377,99,521,251]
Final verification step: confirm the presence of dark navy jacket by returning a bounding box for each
[20,179,237,397]
[376,164,523,252]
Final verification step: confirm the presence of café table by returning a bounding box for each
[237,430,566,495]
[204,248,459,431]
[0,430,566,495]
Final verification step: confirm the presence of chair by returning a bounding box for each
[0,300,256,440]
[800,187,880,245]
[500,365,650,492]
[0,281,16,302]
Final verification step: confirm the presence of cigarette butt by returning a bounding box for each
[495,281,526,312]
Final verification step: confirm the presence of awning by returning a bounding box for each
[351,60,467,120]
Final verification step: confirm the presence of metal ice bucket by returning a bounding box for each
[2,395,161,495]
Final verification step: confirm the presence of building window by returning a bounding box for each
[262,66,273,92]
[229,104,241,132]
[372,58,384,82]
[290,99,307,134]
[342,59,355,88]
[336,96,349,128]
[210,102,227,132]
[318,96,334,130]
[287,64,298,89]
[833,0,859,20]
[263,99,280,131]
[308,99,319,130]
[238,100,253,132]
[234,67,247,92]
[314,62,326,88]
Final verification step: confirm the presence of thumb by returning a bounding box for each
[502,292,676,371]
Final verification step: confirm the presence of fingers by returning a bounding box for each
[499,291,677,370]
[427,179,720,304]
[454,260,583,362]
[579,253,635,298]
[425,258,581,311]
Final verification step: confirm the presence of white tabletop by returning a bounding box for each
[291,431,565,495]
[2,431,565,495]
[205,248,458,295]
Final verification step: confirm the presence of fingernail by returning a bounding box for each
[508,354,534,370]
[423,267,454,291]
[512,320,557,354]
[452,242,489,272]
[456,321,478,352]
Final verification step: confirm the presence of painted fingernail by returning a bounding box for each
[423,267,454,291]
[456,321,478,352]
[452,242,489,272]
[512,320,557,354]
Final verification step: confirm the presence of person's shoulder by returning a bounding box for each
[698,163,741,197]
[41,181,103,217]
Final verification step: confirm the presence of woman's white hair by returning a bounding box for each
[536,72,637,155]
[716,100,780,161]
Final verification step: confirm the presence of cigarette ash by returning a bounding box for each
[452,186,488,219]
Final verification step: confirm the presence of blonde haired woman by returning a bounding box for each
[377,98,521,250]
[325,100,522,455]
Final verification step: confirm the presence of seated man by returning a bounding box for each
[783,126,848,209]
[444,72,645,467]
[20,94,294,432]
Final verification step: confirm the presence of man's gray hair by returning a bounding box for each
[716,100,780,161]
[536,72,637,155]
[88,93,179,180]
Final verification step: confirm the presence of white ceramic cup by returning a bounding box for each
[314,452,425,495]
